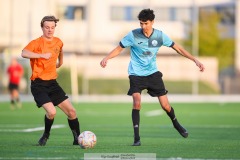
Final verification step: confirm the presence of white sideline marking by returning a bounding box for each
[0,124,66,132]
[145,110,164,117]
[22,124,66,132]
[1,94,240,103]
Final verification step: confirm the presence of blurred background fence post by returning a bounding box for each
[192,0,199,95]
[70,54,79,103]
[236,0,240,72]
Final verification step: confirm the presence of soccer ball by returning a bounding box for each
[78,131,97,149]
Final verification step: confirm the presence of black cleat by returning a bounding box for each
[71,130,79,145]
[173,121,188,138]
[132,140,141,146]
[38,133,49,146]
[73,140,79,145]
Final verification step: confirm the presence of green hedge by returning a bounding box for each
[57,68,219,95]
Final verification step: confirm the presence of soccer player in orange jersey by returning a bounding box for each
[21,16,80,146]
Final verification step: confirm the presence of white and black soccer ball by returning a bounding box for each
[78,131,97,149]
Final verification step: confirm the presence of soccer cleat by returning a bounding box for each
[173,121,188,138]
[38,133,49,146]
[132,140,141,146]
[71,130,79,145]
[73,140,79,145]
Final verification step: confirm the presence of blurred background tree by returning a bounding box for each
[184,9,235,72]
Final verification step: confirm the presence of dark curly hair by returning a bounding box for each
[40,16,59,27]
[138,9,155,22]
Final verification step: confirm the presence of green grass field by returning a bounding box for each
[0,102,239,160]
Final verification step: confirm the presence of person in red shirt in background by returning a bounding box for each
[7,57,24,110]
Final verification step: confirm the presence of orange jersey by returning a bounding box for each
[24,36,63,80]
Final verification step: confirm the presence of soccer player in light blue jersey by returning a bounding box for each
[100,9,205,146]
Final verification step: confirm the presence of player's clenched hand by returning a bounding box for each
[40,53,51,59]
[194,59,205,72]
[100,58,108,68]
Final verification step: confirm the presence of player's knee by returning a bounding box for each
[133,102,141,110]
[68,108,77,119]
[161,104,171,112]
[47,111,56,119]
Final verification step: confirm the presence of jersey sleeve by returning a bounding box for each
[24,39,38,52]
[162,32,174,47]
[119,31,134,48]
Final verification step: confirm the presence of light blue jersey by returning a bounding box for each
[120,28,174,76]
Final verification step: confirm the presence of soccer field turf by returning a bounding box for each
[0,102,239,160]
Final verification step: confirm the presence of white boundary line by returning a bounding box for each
[0,94,240,103]
[0,124,66,132]
[145,109,164,117]
[73,94,240,103]
[1,124,239,132]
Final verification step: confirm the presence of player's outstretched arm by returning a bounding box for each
[100,45,124,68]
[22,49,51,59]
[171,43,205,72]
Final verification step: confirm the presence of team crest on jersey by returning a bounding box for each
[151,40,158,46]
[55,47,61,54]
[148,37,162,48]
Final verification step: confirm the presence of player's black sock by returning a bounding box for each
[10,100,15,105]
[166,107,176,120]
[68,118,80,138]
[166,107,188,137]
[132,109,140,142]
[166,107,180,126]
[44,115,54,134]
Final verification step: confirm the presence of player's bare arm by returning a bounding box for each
[172,43,205,72]
[56,50,63,68]
[100,45,124,68]
[22,49,51,59]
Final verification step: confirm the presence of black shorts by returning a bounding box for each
[8,83,19,91]
[127,71,168,97]
[31,78,68,108]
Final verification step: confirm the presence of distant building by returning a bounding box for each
[1,0,238,94]
[0,0,235,55]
